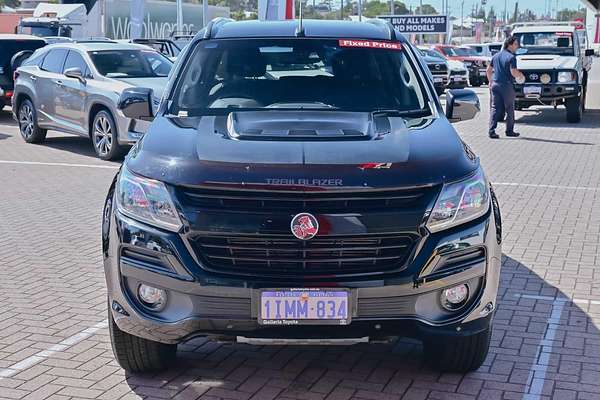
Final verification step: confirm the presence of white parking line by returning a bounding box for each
[0,319,108,380]
[514,294,567,400]
[494,182,599,191]
[0,160,119,169]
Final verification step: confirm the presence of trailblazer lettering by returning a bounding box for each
[266,178,343,186]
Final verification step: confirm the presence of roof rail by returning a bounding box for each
[203,17,235,40]
[368,18,397,41]
[75,37,116,43]
[511,21,579,29]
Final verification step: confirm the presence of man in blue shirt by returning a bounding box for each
[486,36,525,139]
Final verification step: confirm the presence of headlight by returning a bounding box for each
[426,169,490,233]
[557,71,576,83]
[116,167,182,231]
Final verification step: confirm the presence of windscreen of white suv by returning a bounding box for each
[514,32,575,56]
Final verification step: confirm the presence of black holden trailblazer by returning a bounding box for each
[102,18,502,373]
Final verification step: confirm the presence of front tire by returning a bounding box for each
[565,95,582,123]
[423,326,491,372]
[91,110,126,160]
[18,98,47,143]
[109,308,176,373]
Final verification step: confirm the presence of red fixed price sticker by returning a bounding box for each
[339,39,402,50]
[555,32,572,37]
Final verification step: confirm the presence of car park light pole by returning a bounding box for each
[176,0,183,33]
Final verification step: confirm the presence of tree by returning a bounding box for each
[415,4,436,14]
[362,0,408,18]
[556,8,585,22]
[0,0,20,10]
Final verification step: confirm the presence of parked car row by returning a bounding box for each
[417,45,477,95]
[9,39,173,159]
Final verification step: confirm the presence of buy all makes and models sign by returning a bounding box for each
[378,15,448,34]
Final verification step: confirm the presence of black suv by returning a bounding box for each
[103,18,501,374]
[0,35,46,111]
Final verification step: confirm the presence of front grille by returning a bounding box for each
[195,295,251,317]
[450,70,466,76]
[427,63,448,75]
[190,234,415,277]
[523,71,554,84]
[178,186,431,214]
[357,295,412,317]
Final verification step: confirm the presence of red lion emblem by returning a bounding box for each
[291,213,319,240]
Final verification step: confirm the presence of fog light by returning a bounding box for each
[138,284,166,310]
[441,284,469,311]
[540,74,551,84]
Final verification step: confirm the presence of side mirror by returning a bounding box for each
[118,87,154,121]
[585,49,595,57]
[64,67,85,83]
[446,89,480,123]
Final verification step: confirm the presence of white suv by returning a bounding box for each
[511,23,594,123]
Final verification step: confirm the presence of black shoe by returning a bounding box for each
[506,131,520,137]
[489,132,500,139]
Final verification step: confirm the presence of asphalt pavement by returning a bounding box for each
[0,62,600,400]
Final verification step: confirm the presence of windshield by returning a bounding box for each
[514,32,574,56]
[420,48,445,60]
[171,38,429,116]
[441,47,476,57]
[489,45,501,55]
[89,49,172,78]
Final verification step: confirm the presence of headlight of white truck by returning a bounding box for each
[557,71,577,84]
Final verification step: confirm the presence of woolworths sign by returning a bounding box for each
[105,0,229,39]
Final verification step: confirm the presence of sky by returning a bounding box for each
[403,0,585,17]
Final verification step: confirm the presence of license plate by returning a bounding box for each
[479,70,487,76]
[524,86,542,97]
[433,77,443,83]
[453,76,463,81]
[259,289,349,325]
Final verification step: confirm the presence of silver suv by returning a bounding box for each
[12,41,172,159]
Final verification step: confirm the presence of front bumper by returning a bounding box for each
[103,192,502,345]
[447,74,468,88]
[432,75,449,88]
[514,83,581,103]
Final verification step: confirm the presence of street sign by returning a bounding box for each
[378,15,448,35]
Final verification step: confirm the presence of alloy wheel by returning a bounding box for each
[93,115,113,157]
[19,103,34,139]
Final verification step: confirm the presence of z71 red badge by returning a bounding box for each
[339,39,402,50]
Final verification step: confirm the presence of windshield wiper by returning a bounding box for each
[371,109,431,117]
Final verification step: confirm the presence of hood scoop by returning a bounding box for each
[226,110,375,141]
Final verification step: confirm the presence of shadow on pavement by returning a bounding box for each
[0,109,15,124]
[509,136,594,146]
[41,135,128,162]
[122,255,600,399]
[42,135,99,159]
[516,108,600,129]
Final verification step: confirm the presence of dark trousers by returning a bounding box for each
[489,83,516,134]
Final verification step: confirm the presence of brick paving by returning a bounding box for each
[1,64,600,399]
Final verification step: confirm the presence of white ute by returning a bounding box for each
[511,22,594,123]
